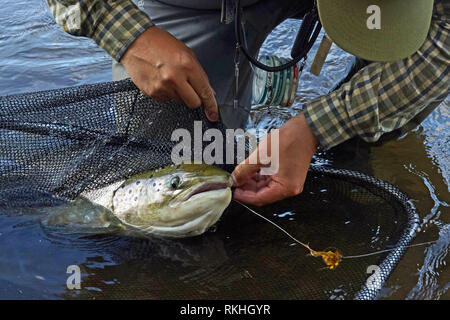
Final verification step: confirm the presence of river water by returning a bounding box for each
[0,0,448,299]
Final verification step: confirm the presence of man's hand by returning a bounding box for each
[121,26,218,122]
[232,113,319,206]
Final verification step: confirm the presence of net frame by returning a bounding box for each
[0,80,420,299]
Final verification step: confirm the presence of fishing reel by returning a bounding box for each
[221,0,322,106]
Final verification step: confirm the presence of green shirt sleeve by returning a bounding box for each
[46,0,154,61]
[303,2,450,150]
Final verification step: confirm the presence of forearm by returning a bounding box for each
[46,0,154,61]
[303,10,450,150]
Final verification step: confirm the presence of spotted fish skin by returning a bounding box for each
[82,164,233,237]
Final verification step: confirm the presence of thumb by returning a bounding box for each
[231,162,261,187]
[232,141,271,186]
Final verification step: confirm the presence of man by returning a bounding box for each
[47,0,449,206]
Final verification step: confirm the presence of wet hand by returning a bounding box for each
[121,26,218,121]
[232,113,319,206]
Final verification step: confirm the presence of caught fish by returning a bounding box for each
[44,164,233,238]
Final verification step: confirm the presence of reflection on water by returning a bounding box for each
[252,18,450,300]
[368,127,449,300]
[0,0,111,95]
[0,0,448,299]
[1,174,414,300]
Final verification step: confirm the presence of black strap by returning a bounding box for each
[234,0,322,72]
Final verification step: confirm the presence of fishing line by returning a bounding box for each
[234,200,437,260]
[234,200,311,250]
[342,241,437,259]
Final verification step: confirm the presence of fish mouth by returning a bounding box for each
[184,181,231,201]
[140,210,220,238]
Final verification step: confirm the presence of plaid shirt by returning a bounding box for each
[46,0,154,61]
[47,0,449,150]
[304,0,450,149]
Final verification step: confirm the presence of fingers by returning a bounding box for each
[233,176,305,206]
[233,174,271,193]
[231,142,271,186]
[233,180,288,206]
[151,87,181,103]
[167,62,218,122]
[231,162,262,187]
[187,66,218,122]
[175,81,202,109]
[121,27,219,121]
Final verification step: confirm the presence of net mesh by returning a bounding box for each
[0,79,419,300]
[0,79,234,203]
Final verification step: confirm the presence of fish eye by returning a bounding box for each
[170,175,181,189]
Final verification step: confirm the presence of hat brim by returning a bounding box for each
[317,0,434,62]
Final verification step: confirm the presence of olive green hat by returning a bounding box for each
[316,0,434,62]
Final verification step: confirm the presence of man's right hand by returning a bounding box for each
[120,26,218,122]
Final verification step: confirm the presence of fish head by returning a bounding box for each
[111,164,233,237]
